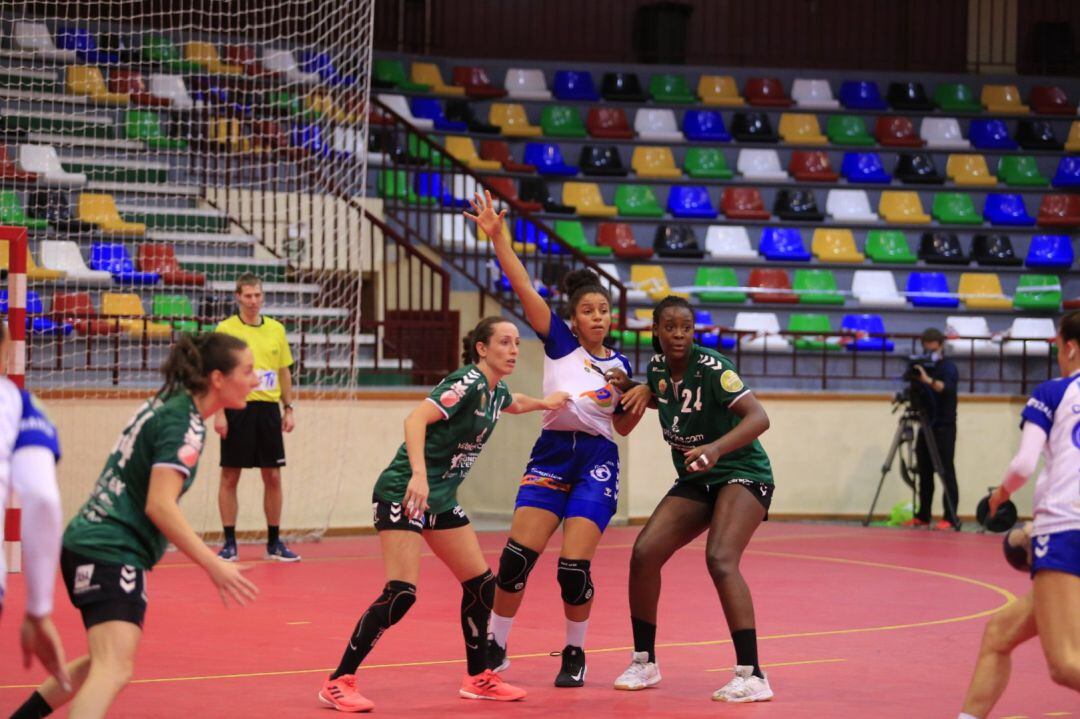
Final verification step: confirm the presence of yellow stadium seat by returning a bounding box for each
[66,66,129,105]
[1066,121,1080,152]
[562,182,617,217]
[184,41,243,75]
[631,264,687,301]
[811,229,864,263]
[209,118,253,153]
[698,75,745,107]
[476,219,537,255]
[489,103,542,137]
[0,241,66,281]
[444,136,501,171]
[411,62,465,96]
[946,154,997,187]
[980,84,1029,114]
[77,193,146,236]
[304,92,358,124]
[958,273,1012,309]
[631,146,681,178]
[101,293,173,338]
[878,191,931,223]
[778,113,828,145]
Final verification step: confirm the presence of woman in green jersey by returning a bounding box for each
[11,334,260,719]
[614,296,776,703]
[318,316,570,713]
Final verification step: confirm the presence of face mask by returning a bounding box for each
[928,350,942,362]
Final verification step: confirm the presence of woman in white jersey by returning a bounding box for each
[465,191,645,687]
[956,311,1080,719]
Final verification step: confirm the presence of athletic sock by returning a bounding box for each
[958,714,979,719]
[11,691,53,718]
[565,618,588,649]
[631,616,656,663]
[267,525,280,546]
[223,526,236,545]
[731,628,762,679]
[490,612,514,649]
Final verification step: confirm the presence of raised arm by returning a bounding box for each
[465,191,551,337]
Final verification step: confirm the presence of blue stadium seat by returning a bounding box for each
[1025,234,1074,269]
[89,243,160,284]
[56,26,119,65]
[522,143,578,176]
[841,152,892,183]
[290,123,339,157]
[839,80,887,110]
[667,186,718,218]
[414,172,461,207]
[409,98,468,132]
[1052,156,1080,188]
[905,272,958,308]
[841,314,895,352]
[552,70,599,101]
[984,193,1035,226]
[514,218,563,254]
[693,310,735,350]
[682,110,732,142]
[0,290,73,335]
[299,50,356,86]
[491,260,551,297]
[759,227,811,261]
[969,119,1018,150]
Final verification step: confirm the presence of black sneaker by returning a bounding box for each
[486,636,510,672]
[554,645,586,687]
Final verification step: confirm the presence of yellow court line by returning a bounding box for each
[285,621,310,626]
[705,658,847,672]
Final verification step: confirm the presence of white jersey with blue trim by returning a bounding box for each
[1020,370,1080,535]
[539,310,631,440]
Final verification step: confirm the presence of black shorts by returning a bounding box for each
[220,401,286,468]
[666,477,774,520]
[371,493,471,533]
[61,548,148,629]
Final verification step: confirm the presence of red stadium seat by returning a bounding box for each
[480,140,534,173]
[875,116,925,147]
[744,77,793,107]
[1029,85,1073,115]
[722,188,770,220]
[749,268,798,303]
[452,66,507,99]
[481,176,543,213]
[1037,194,1080,228]
[596,222,653,259]
[788,151,838,182]
[136,244,206,286]
[108,69,170,107]
[587,107,634,139]
[223,45,275,77]
[0,146,37,182]
[51,291,119,335]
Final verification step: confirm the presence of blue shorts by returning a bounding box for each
[515,429,619,532]
[1031,530,1080,579]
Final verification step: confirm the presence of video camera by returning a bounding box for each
[893,353,938,407]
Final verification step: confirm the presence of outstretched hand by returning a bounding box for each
[463,190,507,240]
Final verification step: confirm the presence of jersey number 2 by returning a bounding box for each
[680,387,702,413]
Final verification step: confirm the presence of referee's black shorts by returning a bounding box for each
[220,401,286,468]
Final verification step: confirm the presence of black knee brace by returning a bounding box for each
[557,558,594,606]
[371,580,417,628]
[496,539,540,593]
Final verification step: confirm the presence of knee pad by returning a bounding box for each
[496,540,540,593]
[557,558,594,606]
[372,580,417,627]
[462,569,495,612]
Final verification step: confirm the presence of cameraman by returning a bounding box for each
[911,328,961,530]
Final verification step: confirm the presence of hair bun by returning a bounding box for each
[561,268,600,296]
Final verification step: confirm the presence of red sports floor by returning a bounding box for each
[0,523,1075,718]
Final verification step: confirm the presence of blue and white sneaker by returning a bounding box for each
[218,542,238,562]
[265,540,301,562]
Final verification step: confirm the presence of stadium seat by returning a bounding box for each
[0,290,70,335]
[695,267,746,303]
[142,35,202,73]
[654,224,704,258]
[934,82,981,112]
[1002,317,1056,357]
[839,80,887,110]
[17,145,86,186]
[1052,157,1080,188]
[969,119,1017,150]
[972,233,1021,266]
[932,192,981,224]
[125,110,188,150]
[635,109,683,142]
[27,190,95,233]
[520,177,574,213]
[1016,120,1063,151]
[1014,275,1063,312]
[734,312,791,352]
[851,270,906,308]
[812,229,865,262]
[481,141,533,173]
[981,84,1029,114]
[841,314,894,352]
[875,116,924,147]
[944,316,997,357]
[452,66,506,99]
[0,238,60,280]
[825,190,878,222]
[684,148,733,178]
[440,136,496,171]
[906,272,957,308]
[597,222,653,259]
[40,240,111,285]
[600,72,646,102]
[788,313,841,351]
[563,182,616,217]
[1025,234,1074,269]
[377,94,434,130]
[918,232,967,264]
[794,269,845,305]
[744,77,792,107]
[706,226,757,260]
[773,189,824,221]
[841,152,891,183]
[894,152,945,184]
[0,147,36,183]
[791,78,839,109]
[487,177,542,213]
[13,21,75,60]
[411,63,464,96]
[887,82,934,111]
[541,106,587,138]
[778,113,828,145]
[511,219,558,255]
[56,27,118,65]
[489,103,540,136]
[682,110,731,142]
[920,118,969,149]
[152,294,201,333]
[650,74,696,103]
[51,291,118,335]
[1029,85,1073,115]
[136,244,204,285]
[698,75,744,106]
[1038,194,1080,227]
[373,59,425,91]
[67,66,128,104]
[504,68,551,100]
[614,185,663,217]
[997,156,1048,187]
[1067,122,1080,152]
[788,151,838,182]
[946,154,997,186]
[102,292,172,337]
[595,262,646,304]
[826,115,875,146]
[77,193,145,235]
[438,213,480,250]
[553,220,611,257]
[732,112,779,143]
[476,217,538,255]
[148,74,195,109]
[632,264,685,301]
[721,188,770,220]
[261,49,319,84]
[737,149,788,180]
[90,243,159,284]
[410,98,467,132]
[377,169,434,204]
[553,70,599,101]
[587,107,634,139]
[984,193,1035,226]
[522,143,577,176]
[759,227,811,261]
[579,145,628,177]
[749,268,798,303]
[414,172,456,207]
[632,146,680,178]
[879,191,930,223]
[667,186,717,219]
[185,41,243,75]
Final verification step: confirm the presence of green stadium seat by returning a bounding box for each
[684,148,734,179]
[406,133,449,166]
[152,294,200,333]
[125,110,188,150]
[649,73,697,103]
[0,191,47,230]
[827,115,875,146]
[694,266,746,303]
[141,35,203,73]
[932,192,981,224]
[1013,274,1062,311]
[377,170,434,204]
[373,59,430,92]
[614,185,664,217]
[554,220,612,256]
[794,269,845,305]
[997,156,1049,187]
[865,230,916,263]
[788,313,841,351]
[540,105,587,138]
[934,83,982,113]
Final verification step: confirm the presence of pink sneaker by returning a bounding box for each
[318,675,374,712]
[459,669,527,701]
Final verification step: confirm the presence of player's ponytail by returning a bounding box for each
[158,333,247,398]
[461,316,509,365]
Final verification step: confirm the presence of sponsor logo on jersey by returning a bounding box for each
[1026,397,1053,421]
[589,463,614,482]
[720,370,744,393]
[440,386,465,408]
[580,384,615,408]
[74,564,95,593]
[657,378,668,395]
[1034,534,1051,559]
[178,443,200,468]
[520,473,572,492]
[120,565,138,594]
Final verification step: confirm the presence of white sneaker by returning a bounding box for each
[712,665,773,703]
[613,651,661,691]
